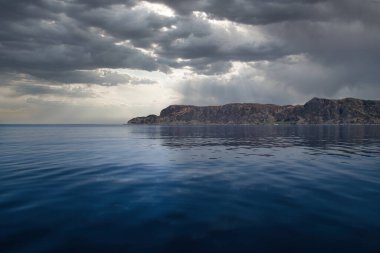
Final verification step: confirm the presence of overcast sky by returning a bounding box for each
[0,0,379,123]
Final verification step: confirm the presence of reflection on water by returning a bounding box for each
[0,125,380,253]
[156,124,379,151]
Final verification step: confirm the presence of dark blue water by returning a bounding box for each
[1,125,380,253]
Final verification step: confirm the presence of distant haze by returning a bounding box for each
[0,0,380,123]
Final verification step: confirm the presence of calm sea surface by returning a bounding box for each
[0,125,380,253]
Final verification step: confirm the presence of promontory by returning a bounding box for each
[128,97,380,125]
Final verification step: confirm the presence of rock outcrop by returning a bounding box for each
[128,97,380,124]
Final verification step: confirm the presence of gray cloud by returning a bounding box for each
[0,0,296,81]
[149,0,380,25]
[0,0,162,84]
[150,0,380,104]
[10,84,95,98]
[0,70,155,88]
[69,3,176,47]
[0,0,379,119]
[28,70,156,86]
[178,72,297,106]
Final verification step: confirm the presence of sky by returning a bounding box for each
[0,0,380,123]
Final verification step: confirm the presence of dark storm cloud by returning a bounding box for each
[147,0,380,62]
[147,0,380,99]
[68,4,176,46]
[148,0,380,25]
[0,0,379,100]
[0,0,294,83]
[149,0,328,24]
[0,0,162,84]
[0,15,160,72]
[0,0,61,21]
[71,0,136,8]
[148,14,293,74]
[64,5,290,73]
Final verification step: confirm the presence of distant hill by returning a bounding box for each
[128,97,380,124]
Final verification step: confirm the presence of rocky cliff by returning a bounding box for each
[128,98,380,124]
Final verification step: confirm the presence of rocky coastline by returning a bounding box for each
[128,97,380,125]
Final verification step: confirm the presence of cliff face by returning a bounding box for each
[128,98,380,124]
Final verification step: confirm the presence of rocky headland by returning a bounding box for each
[128,97,380,125]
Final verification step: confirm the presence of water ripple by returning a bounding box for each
[0,125,380,253]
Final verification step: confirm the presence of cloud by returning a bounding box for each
[0,0,379,122]
[69,2,176,46]
[0,0,295,80]
[176,63,301,106]
[10,84,96,98]
[148,0,380,25]
[0,69,155,87]
[0,0,162,84]
[27,69,156,86]
[177,55,380,107]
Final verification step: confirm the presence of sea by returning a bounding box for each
[0,124,380,253]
